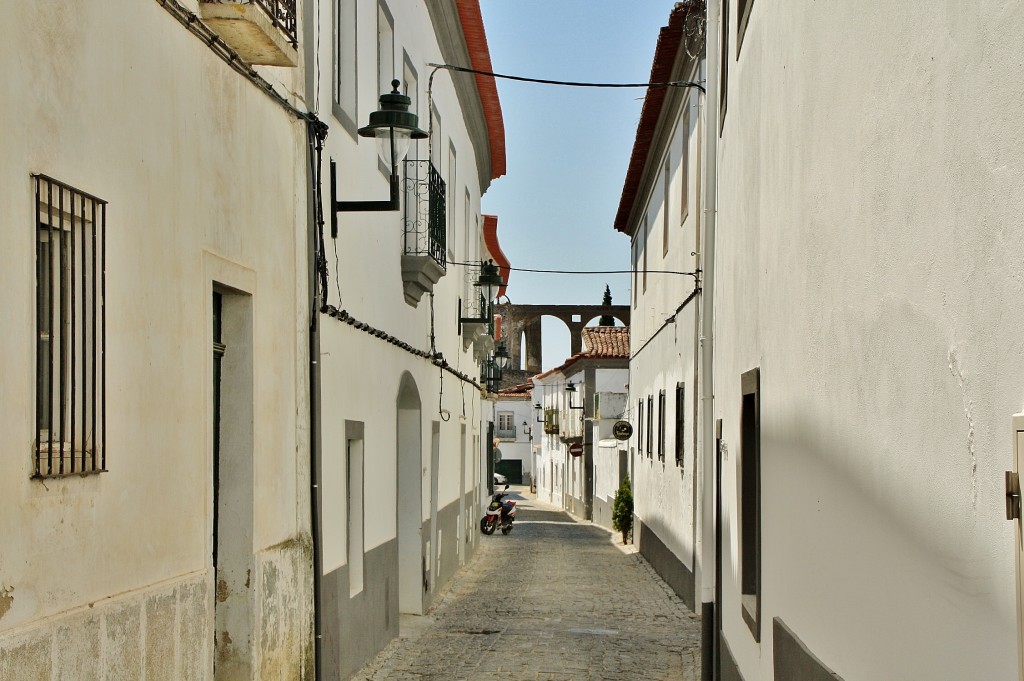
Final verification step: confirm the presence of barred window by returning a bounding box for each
[646,395,653,458]
[657,390,666,462]
[675,382,686,467]
[34,175,106,478]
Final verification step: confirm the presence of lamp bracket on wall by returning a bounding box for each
[330,159,400,238]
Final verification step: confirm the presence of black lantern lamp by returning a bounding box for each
[566,382,584,410]
[494,341,510,371]
[534,402,544,423]
[331,79,428,237]
[459,259,507,334]
[475,260,505,303]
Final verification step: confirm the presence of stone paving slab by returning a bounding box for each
[351,490,701,680]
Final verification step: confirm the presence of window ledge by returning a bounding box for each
[741,593,760,642]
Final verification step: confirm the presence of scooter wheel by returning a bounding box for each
[480,517,496,535]
[501,525,512,535]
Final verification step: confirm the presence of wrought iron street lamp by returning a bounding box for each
[330,79,428,236]
[459,259,506,335]
[494,341,510,371]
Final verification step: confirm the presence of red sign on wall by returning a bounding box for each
[568,442,584,457]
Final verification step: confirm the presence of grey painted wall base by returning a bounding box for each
[566,493,584,518]
[720,633,744,681]
[636,520,695,611]
[773,617,844,681]
[593,495,612,531]
[323,540,398,681]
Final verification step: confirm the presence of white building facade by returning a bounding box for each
[626,1,1024,679]
[614,2,705,611]
[533,328,629,523]
[492,386,536,486]
[310,0,505,677]
[1,1,313,678]
[706,0,1024,678]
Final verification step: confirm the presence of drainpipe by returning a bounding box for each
[699,1,720,679]
[301,2,324,679]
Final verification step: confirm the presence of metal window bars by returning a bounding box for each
[253,0,298,47]
[402,160,446,268]
[33,175,106,478]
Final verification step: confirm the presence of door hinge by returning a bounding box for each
[1006,471,1021,520]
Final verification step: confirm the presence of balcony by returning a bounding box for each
[200,0,298,67]
[543,409,560,435]
[495,426,516,440]
[401,160,446,305]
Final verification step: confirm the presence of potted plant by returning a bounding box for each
[611,475,634,544]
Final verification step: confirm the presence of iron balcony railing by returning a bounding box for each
[402,160,446,268]
[253,0,298,47]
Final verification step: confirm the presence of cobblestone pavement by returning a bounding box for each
[352,489,702,680]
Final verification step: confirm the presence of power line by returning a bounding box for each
[428,63,707,93]
[446,259,699,278]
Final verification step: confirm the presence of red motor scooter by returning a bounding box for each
[480,485,517,535]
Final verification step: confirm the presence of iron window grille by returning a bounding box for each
[402,160,446,268]
[646,395,653,458]
[34,174,106,478]
[254,0,298,47]
[675,382,685,467]
[658,390,666,462]
[637,399,643,454]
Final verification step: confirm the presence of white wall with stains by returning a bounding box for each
[0,0,312,677]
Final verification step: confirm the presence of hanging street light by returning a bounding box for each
[330,79,429,237]
[459,259,507,335]
[494,341,510,371]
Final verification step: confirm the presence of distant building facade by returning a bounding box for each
[533,327,629,521]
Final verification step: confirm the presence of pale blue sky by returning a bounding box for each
[479,1,675,369]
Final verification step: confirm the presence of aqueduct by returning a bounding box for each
[494,303,631,375]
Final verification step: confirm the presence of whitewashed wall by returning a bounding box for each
[626,65,703,597]
[493,398,535,482]
[0,1,310,676]
[712,1,1024,679]
[313,0,491,613]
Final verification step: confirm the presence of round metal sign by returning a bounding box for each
[612,420,634,441]
[568,442,584,457]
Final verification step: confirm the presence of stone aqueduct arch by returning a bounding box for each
[494,303,631,375]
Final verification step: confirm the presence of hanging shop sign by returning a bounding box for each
[612,420,634,441]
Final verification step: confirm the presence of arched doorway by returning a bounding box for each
[396,373,423,614]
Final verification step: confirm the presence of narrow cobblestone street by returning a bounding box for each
[353,489,701,680]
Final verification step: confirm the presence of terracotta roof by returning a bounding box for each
[613,2,693,235]
[498,381,533,399]
[581,326,631,357]
[482,214,510,298]
[456,1,507,181]
[533,327,630,381]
